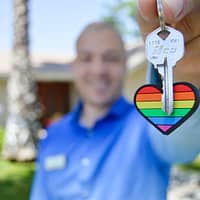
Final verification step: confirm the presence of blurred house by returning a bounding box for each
[0,52,76,127]
[0,41,147,127]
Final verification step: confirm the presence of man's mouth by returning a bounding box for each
[90,80,110,90]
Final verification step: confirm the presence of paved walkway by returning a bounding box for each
[168,167,200,200]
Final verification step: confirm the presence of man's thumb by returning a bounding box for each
[164,0,194,20]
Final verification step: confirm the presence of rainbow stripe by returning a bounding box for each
[135,83,196,134]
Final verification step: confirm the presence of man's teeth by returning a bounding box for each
[92,80,109,88]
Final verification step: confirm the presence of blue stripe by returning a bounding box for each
[149,117,181,125]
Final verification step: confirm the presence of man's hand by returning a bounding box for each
[137,0,200,88]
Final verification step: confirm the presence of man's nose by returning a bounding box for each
[92,58,108,75]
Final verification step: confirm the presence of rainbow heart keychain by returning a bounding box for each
[134,82,199,135]
[134,0,200,135]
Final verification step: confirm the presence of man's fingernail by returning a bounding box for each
[164,0,184,18]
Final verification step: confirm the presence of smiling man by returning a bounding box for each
[30,1,200,199]
[73,23,126,128]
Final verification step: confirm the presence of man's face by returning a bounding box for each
[73,28,126,108]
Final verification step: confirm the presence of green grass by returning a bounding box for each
[0,128,35,200]
[0,160,35,199]
[0,128,4,150]
[179,156,200,172]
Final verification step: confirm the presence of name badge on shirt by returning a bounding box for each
[45,154,67,171]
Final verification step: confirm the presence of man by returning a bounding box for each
[30,0,200,199]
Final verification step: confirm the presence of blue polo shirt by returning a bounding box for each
[30,96,174,200]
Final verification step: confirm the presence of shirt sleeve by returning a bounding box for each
[149,105,200,164]
[147,64,200,164]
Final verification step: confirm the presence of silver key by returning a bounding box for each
[146,26,184,69]
[145,26,184,114]
[157,58,174,115]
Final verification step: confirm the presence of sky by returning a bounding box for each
[1,0,138,56]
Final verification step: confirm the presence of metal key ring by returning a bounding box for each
[157,0,166,31]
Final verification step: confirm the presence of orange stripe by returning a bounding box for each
[136,93,161,102]
[174,92,195,100]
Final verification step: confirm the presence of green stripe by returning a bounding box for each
[137,100,194,109]
[140,108,190,117]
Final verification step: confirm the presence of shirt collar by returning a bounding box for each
[108,96,132,117]
[70,96,132,124]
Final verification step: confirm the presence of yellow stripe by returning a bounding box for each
[174,100,195,108]
[136,100,195,109]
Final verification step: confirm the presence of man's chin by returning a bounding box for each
[86,97,114,108]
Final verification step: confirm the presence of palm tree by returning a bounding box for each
[2,0,41,161]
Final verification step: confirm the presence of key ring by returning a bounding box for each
[157,0,166,31]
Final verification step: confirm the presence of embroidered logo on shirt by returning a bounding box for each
[45,154,67,171]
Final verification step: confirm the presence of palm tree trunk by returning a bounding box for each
[2,0,42,161]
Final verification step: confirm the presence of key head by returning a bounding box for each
[145,26,184,67]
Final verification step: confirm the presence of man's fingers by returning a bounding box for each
[175,6,200,43]
[137,0,197,38]
[174,36,200,87]
[137,0,176,38]
[163,0,195,21]
[138,0,196,22]
[137,0,158,21]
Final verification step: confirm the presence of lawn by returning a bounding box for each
[0,128,35,200]
[180,156,200,172]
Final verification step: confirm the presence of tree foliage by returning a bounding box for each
[103,0,139,37]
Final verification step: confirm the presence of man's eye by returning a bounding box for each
[79,55,91,62]
[104,55,120,63]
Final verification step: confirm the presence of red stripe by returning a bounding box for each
[138,86,160,94]
[174,85,192,92]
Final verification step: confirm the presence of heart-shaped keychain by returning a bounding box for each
[134,82,200,135]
